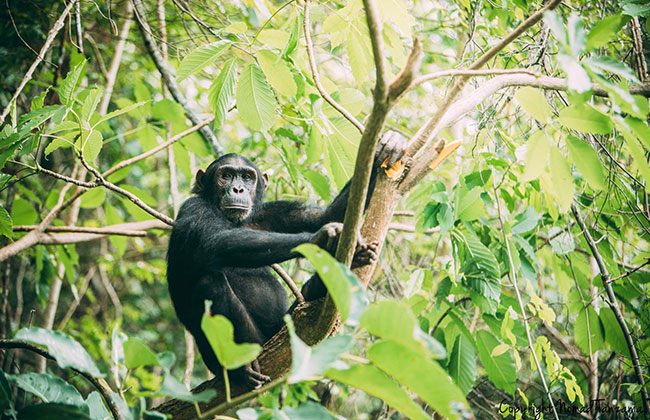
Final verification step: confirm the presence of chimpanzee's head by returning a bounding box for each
[192,154,268,222]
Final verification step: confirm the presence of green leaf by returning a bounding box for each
[80,88,103,122]
[17,403,92,420]
[575,307,604,354]
[367,340,470,419]
[295,243,368,325]
[123,338,159,369]
[458,228,500,281]
[79,130,103,163]
[586,15,630,50]
[201,312,261,369]
[177,41,230,82]
[521,131,549,182]
[622,1,650,16]
[447,335,477,395]
[14,328,102,377]
[208,59,237,128]
[558,104,613,134]
[456,187,486,222]
[0,205,12,238]
[360,301,446,358]
[59,60,87,106]
[326,364,429,420]
[600,307,630,357]
[376,0,416,38]
[236,64,276,131]
[11,199,38,225]
[9,373,84,406]
[476,330,516,395]
[625,116,650,150]
[321,116,361,189]
[257,50,297,98]
[285,316,352,383]
[515,87,552,122]
[303,169,331,202]
[79,188,105,209]
[347,19,373,86]
[280,402,336,420]
[257,29,289,49]
[511,207,540,235]
[85,391,111,420]
[586,57,640,83]
[566,136,606,190]
[158,374,216,403]
[549,146,575,212]
[96,101,147,125]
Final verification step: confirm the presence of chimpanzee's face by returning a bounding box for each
[214,160,258,222]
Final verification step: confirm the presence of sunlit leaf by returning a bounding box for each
[0,205,12,239]
[236,64,276,131]
[586,15,630,50]
[176,41,230,82]
[201,312,261,370]
[59,60,87,106]
[257,50,297,98]
[521,131,549,182]
[574,307,604,354]
[447,335,476,395]
[14,328,102,377]
[515,87,552,122]
[208,59,237,128]
[565,136,606,190]
[549,146,575,212]
[123,338,159,369]
[9,373,84,407]
[558,104,613,134]
[476,330,516,395]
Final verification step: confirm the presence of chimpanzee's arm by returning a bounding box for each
[252,131,406,233]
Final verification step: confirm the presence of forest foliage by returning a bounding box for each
[0,0,649,419]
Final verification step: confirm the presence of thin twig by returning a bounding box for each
[0,0,79,125]
[303,0,364,133]
[271,264,304,303]
[0,339,124,420]
[608,259,650,283]
[493,180,559,420]
[13,225,148,236]
[571,204,650,413]
[57,267,97,330]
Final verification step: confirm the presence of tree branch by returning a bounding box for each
[571,204,650,413]
[131,0,222,155]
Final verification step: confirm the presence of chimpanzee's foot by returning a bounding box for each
[351,241,379,268]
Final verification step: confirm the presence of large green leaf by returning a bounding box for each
[85,391,111,420]
[558,104,613,134]
[201,312,261,370]
[360,300,446,358]
[549,146,575,212]
[600,307,630,358]
[326,364,429,420]
[476,330,516,395]
[17,403,92,420]
[447,335,477,395]
[257,49,297,98]
[285,316,352,383]
[236,64,275,131]
[367,340,470,419]
[294,243,368,325]
[279,402,337,420]
[158,374,216,403]
[346,18,373,86]
[458,228,500,281]
[586,15,630,50]
[521,131,549,182]
[123,338,159,369]
[515,87,552,122]
[625,116,650,150]
[59,60,87,106]
[176,41,230,82]
[321,116,361,189]
[9,373,84,407]
[574,307,604,354]
[566,136,606,190]
[208,59,237,128]
[14,328,102,377]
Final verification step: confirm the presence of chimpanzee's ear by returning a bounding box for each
[262,172,269,189]
[192,169,205,194]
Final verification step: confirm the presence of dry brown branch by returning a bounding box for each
[13,225,149,236]
[272,264,304,303]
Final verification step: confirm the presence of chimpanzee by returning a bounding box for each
[166,131,406,388]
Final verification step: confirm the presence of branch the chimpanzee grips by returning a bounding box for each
[166,131,407,390]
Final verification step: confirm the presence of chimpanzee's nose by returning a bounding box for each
[233,186,244,194]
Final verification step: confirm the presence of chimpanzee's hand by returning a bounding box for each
[310,222,343,250]
[375,130,407,169]
[351,241,379,269]
[243,360,270,389]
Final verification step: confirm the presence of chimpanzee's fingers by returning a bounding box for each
[376,131,395,166]
[385,133,407,168]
